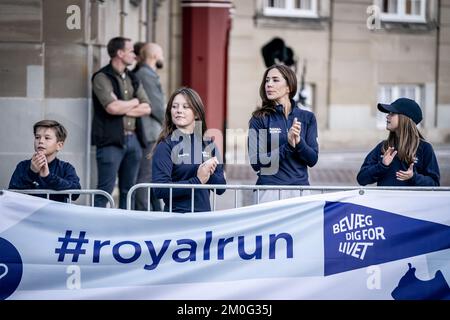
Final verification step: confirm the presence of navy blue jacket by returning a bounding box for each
[357,140,440,186]
[152,133,226,212]
[248,102,319,185]
[9,158,81,202]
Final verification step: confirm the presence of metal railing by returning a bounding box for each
[9,189,115,208]
[127,183,450,212]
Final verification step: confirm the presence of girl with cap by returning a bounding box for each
[248,64,319,203]
[357,98,440,186]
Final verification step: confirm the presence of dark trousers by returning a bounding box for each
[135,141,162,211]
[95,133,142,209]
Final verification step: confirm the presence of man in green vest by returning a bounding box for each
[91,37,151,209]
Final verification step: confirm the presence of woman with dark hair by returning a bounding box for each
[248,64,319,203]
[357,98,440,186]
[152,87,226,212]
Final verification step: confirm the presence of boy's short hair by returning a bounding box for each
[33,120,67,142]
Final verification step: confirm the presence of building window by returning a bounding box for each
[377,0,426,23]
[377,84,423,129]
[263,0,318,18]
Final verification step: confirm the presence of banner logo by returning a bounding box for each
[0,237,23,300]
[333,213,386,260]
[392,263,450,300]
[324,201,450,276]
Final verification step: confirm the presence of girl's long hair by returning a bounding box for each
[252,64,298,118]
[155,87,208,146]
[382,114,424,164]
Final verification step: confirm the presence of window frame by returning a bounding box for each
[378,0,426,23]
[263,0,318,18]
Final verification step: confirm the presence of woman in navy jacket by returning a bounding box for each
[248,64,319,203]
[152,87,226,212]
[357,98,440,186]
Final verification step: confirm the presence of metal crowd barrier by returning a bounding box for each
[9,189,115,208]
[126,183,450,212]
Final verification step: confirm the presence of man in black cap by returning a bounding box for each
[357,98,440,186]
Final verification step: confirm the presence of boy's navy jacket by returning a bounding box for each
[152,133,226,213]
[248,102,319,186]
[357,140,440,186]
[8,158,81,202]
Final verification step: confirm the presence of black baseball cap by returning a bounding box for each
[377,98,423,125]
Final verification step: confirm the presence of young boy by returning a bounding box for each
[8,120,81,202]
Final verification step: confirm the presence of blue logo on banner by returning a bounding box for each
[323,201,450,276]
[392,263,450,300]
[0,237,23,300]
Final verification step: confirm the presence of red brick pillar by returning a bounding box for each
[181,0,232,153]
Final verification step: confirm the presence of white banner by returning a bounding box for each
[0,189,449,300]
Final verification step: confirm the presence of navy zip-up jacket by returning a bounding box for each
[248,102,319,185]
[357,140,440,186]
[152,133,226,213]
[8,158,81,202]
